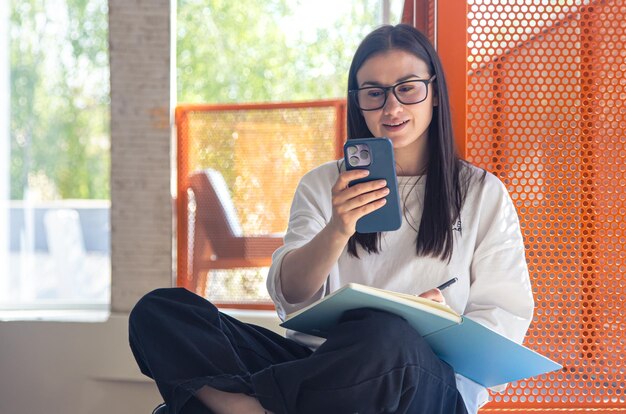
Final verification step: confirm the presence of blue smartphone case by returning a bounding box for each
[343,137,402,233]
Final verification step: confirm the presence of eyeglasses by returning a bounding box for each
[349,76,436,111]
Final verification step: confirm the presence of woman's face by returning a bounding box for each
[355,49,435,170]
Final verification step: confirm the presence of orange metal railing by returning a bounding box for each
[175,100,346,308]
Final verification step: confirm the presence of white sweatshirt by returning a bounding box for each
[266,160,534,412]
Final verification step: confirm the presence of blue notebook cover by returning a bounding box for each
[280,283,562,387]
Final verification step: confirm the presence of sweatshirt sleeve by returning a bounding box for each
[464,172,535,345]
[266,164,337,321]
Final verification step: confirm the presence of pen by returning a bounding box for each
[436,277,458,291]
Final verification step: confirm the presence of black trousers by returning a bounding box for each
[129,288,468,414]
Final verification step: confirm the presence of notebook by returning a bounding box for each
[281,283,562,387]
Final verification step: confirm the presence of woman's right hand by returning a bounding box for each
[328,169,390,237]
[280,169,390,304]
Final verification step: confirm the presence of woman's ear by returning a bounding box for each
[432,89,439,107]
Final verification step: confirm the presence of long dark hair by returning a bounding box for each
[346,24,470,261]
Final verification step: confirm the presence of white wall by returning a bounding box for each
[0,311,283,414]
[0,314,160,414]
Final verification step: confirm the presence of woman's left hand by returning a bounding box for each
[419,288,446,304]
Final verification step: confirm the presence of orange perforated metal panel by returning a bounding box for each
[176,101,346,306]
[455,0,626,411]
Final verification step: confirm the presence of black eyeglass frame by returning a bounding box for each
[349,75,437,111]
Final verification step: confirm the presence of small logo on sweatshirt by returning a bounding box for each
[452,219,462,233]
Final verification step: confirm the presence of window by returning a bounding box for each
[177,0,405,104]
[1,0,110,318]
[176,0,404,305]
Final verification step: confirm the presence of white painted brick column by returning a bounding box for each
[109,0,174,312]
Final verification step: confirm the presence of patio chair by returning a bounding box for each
[186,168,284,294]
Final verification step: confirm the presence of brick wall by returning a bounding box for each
[109,0,173,312]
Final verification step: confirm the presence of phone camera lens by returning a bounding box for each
[360,150,369,159]
[347,146,358,155]
[349,156,360,166]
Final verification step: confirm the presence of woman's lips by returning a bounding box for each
[383,119,409,131]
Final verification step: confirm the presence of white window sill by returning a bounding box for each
[0,304,282,329]
[0,307,110,322]
[221,308,284,335]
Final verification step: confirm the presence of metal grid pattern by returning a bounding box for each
[176,101,345,304]
[464,0,625,410]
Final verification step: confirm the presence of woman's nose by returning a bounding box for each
[383,91,403,114]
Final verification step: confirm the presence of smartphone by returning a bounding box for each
[343,137,402,233]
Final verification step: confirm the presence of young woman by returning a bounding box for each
[129,24,534,414]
